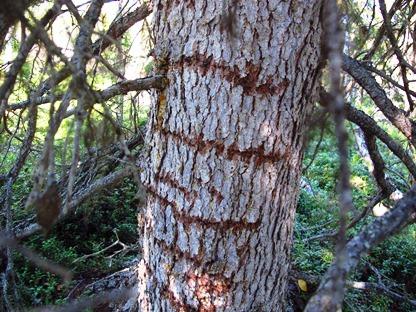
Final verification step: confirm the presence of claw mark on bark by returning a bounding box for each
[170,54,290,96]
[160,129,292,165]
[155,171,224,204]
[146,188,261,232]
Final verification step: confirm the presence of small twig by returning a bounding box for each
[72,230,138,263]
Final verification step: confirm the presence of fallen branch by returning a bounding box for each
[72,230,138,263]
[15,167,134,239]
[32,286,137,312]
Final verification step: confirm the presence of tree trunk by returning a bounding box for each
[139,1,322,310]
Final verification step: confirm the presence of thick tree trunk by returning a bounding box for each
[139,1,322,310]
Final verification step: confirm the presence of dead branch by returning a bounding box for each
[34,2,153,101]
[73,230,138,263]
[379,0,416,111]
[320,88,416,179]
[0,1,62,121]
[15,167,134,239]
[342,54,416,147]
[7,75,165,112]
[305,185,416,311]
[32,286,137,312]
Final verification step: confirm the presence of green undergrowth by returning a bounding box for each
[294,188,416,312]
[293,120,416,311]
[14,178,139,307]
[10,120,416,311]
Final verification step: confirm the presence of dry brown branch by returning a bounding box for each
[342,54,416,147]
[379,0,416,111]
[305,185,416,311]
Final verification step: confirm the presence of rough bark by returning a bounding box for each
[139,1,322,311]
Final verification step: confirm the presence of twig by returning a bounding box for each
[73,229,138,264]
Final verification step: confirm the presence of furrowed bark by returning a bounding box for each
[139,1,323,310]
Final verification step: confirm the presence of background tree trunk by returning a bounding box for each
[139,1,322,310]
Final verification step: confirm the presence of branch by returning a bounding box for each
[7,75,165,111]
[0,232,72,281]
[35,2,153,100]
[0,0,37,51]
[15,168,133,239]
[345,103,416,178]
[32,286,137,312]
[362,63,416,99]
[291,268,416,309]
[64,0,108,214]
[304,192,386,243]
[66,260,139,301]
[342,54,416,147]
[362,132,396,196]
[92,2,153,55]
[72,230,138,263]
[322,1,351,309]
[64,75,166,117]
[379,0,416,110]
[14,128,146,239]
[364,0,404,60]
[305,185,416,311]
[320,88,416,179]
[0,1,62,120]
